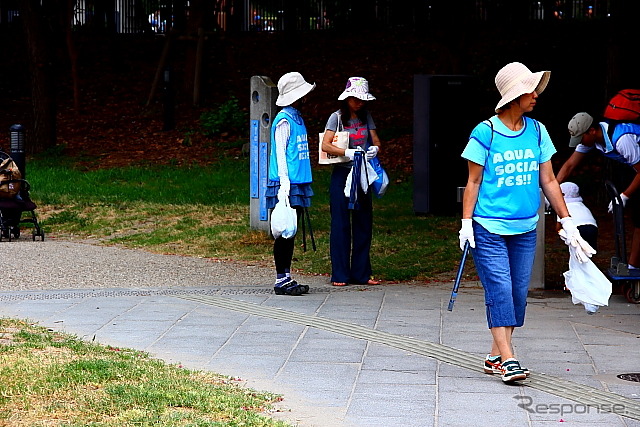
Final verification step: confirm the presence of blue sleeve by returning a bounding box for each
[538,122,557,163]
[461,121,492,166]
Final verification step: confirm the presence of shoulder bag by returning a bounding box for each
[318,112,350,164]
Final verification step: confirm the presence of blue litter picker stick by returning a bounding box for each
[448,241,470,311]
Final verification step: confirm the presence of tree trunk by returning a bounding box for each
[184,0,208,105]
[65,0,80,112]
[20,0,57,154]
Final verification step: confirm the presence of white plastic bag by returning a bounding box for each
[270,193,297,239]
[563,245,612,314]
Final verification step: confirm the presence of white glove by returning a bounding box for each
[279,176,290,196]
[544,196,550,211]
[559,217,596,263]
[366,146,379,161]
[559,230,592,263]
[608,193,629,213]
[458,219,475,251]
[344,149,357,160]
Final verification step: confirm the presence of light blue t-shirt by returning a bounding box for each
[461,115,556,235]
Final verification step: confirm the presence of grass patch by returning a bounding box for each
[25,154,463,281]
[0,318,288,426]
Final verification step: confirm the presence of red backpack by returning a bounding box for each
[604,89,640,122]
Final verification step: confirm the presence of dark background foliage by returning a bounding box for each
[0,1,638,287]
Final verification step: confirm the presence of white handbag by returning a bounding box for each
[318,112,350,164]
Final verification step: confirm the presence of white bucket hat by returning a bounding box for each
[276,72,316,107]
[494,62,550,112]
[560,182,583,203]
[338,77,376,101]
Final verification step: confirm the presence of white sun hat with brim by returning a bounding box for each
[560,182,583,203]
[276,72,316,107]
[494,62,550,112]
[338,77,376,101]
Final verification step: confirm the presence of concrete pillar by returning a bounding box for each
[529,189,546,289]
[249,76,278,232]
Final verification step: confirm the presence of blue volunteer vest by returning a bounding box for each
[601,122,640,165]
[268,107,312,184]
[473,117,542,224]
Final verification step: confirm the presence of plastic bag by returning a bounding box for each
[270,193,297,239]
[369,156,389,197]
[563,245,612,314]
[344,155,377,198]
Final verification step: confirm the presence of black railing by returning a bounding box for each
[0,0,614,34]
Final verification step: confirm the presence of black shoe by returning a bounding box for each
[274,277,304,296]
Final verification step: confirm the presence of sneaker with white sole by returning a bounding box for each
[484,354,502,374]
[500,358,527,383]
[484,354,530,377]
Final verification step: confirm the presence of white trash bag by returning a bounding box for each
[270,192,297,239]
[563,245,612,314]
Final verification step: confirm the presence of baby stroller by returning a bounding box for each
[0,151,44,241]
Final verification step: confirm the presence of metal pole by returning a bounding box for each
[163,67,175,131]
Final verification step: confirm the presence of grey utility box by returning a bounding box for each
[413,75,478,216]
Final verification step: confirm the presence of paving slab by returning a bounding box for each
[1,241,639,426]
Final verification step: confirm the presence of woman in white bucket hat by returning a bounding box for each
[459,62,595,383]
[321,77,382,287]
[266,72,315,296]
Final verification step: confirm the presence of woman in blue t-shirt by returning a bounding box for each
[459,62,595,384]
[321,77,382,287]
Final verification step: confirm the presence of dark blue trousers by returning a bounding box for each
[330,166,373,283]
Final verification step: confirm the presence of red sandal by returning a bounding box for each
[332,282,347,287]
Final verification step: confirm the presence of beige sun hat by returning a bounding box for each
[338,77,376,101]
[494,62,550,112]
[276,72,316,107]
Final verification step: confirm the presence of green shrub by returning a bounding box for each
[200,97,246,137]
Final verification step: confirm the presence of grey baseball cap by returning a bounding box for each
[568,112,594,147]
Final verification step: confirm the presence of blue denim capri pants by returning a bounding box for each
[471,221,537,329]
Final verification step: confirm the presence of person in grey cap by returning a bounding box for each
[557,112,640,270]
